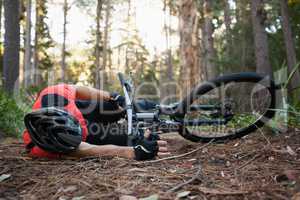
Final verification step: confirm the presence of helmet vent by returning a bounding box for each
[55,118,66,125]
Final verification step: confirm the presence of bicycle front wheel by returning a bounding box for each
[176,72,276,142]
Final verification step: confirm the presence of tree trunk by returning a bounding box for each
[102,0,111,87]
[236,0,246,69]
[3,0,20,93]
[250,0,272,76]
[33,1,39,85]
[24,0,32,87]
[179,0,201,97]
[102,0,110,72]
[224,0,231,59]
[61,0,68,81]
[280,0,300,101]
[164,0,173,83]
[0,0,3,55]
[162,0,175,103]
[202,0,216,80]
[95,0,103,89]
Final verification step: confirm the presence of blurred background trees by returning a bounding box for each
[0,0,300,125]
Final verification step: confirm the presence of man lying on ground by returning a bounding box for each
[23,84,170,161]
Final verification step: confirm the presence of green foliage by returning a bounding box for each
[0,90,25,137]
[66,61,91,84]
[75,0,97,16]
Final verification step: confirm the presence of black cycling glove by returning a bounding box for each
[110,92,126,108]
[133,137,159,161]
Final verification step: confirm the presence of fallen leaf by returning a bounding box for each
[287,146,297,156]
[139,194,159,200]
[119,195,138,200]
[116,188,132,195]
[72,196,85,200]
[268,156,275,161]
[176,191,190,199]
[221,171,225,177]
[202,148,208,153]
[0,174,11,182]
[225,161,231,167]
[64,186,77,193]
[233,142,239,147]
[129,168,148,172]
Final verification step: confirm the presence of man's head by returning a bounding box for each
[24,107,82,154]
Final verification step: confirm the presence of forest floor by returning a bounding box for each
[1,130,300,200]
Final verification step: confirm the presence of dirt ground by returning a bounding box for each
[1,130,300,200]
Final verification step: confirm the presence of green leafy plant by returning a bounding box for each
[0,90,26,137]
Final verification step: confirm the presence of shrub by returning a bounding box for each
[0,90,25,137]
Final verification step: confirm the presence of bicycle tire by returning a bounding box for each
[176,72,276,142]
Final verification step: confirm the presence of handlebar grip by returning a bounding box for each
[118,72,126,86]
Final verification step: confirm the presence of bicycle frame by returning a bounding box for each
[118,73,233,136]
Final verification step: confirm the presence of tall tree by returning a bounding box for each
[250,0,272,76]
[235,0,254,70]
[3,0,20,93]
[223,0,232,59]
[280,0,300,100]
[0,0,3,54]
[24,0,32,87]
[101,0,111,86]
[102,0,111,72]
[61,0,70,81]
[202,0,216,80]
[160,0,175,104]
[95,0,103,89]
[178,0,201,96]
[33,0,53,85]
[33,0,39,84]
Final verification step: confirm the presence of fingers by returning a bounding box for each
[157,140,167,147]
[158,147,168,152]
[144,132,170,158]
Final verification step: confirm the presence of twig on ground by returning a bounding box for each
[167,162,202,192]
[198,186,248,195]
[259,131,271,145]
[236,153,261,171]
[137,140,214,164]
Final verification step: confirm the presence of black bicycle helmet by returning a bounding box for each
[24,107,82,154]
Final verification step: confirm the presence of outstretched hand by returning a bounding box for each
[144,130,171,158]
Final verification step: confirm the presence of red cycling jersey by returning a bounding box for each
[23,84,88,158]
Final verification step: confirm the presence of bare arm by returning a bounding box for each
[69,142,135,159]
[73,85,112,101]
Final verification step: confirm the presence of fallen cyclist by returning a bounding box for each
[23,84,170,161]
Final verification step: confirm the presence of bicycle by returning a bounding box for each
[117,72,276,143]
